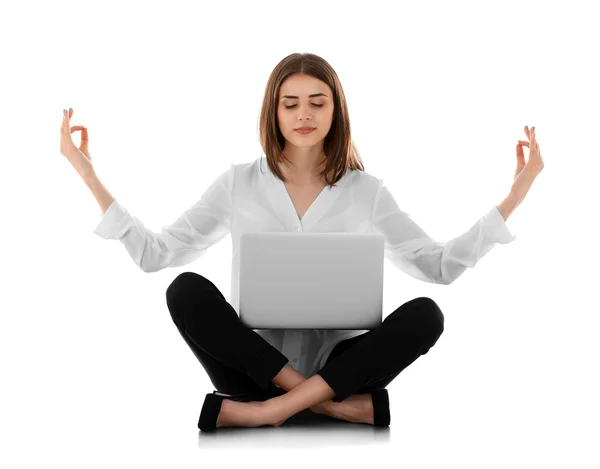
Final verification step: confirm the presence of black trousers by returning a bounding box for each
[166,272,444,403]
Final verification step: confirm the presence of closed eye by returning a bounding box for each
[284,104,324,109]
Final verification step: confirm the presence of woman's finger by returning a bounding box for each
[69,125,89,141]
[517,143,525,160]
[62,109,69,135]
[516,141,526,165]
[62,110,76,145]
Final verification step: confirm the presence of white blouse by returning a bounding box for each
[93,156,516,378]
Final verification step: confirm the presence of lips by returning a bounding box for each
[295,127,315,131]
[295,127,315,135]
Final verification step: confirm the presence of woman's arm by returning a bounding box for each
[496,192,521,222]
[91,164,235,273]
[84,172,116,215]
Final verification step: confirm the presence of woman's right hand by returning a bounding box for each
[60,108,95,181]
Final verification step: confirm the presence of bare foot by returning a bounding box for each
[212,392,287,428]
[310,402,331,415]
[214,399,265,429]
[331,394,374,425]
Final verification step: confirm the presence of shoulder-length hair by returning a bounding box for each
[258,53,365,187]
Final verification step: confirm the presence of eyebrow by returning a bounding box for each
[280,93,328,100]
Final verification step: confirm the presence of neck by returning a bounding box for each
[279,155,327,185]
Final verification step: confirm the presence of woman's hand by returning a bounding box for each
[60,108,95,180]
[511,125,545,203]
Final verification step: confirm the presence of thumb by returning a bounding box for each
[516,141,526,167]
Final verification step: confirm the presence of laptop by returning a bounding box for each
[238,232,385,330]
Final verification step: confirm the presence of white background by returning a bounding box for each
[1,0,598,466]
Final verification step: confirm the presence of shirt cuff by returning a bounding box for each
[92,199,129,240]
[485,205,517,244]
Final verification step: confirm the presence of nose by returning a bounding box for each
[295,104,315,120]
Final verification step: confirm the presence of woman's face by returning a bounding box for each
[277,73,335,148]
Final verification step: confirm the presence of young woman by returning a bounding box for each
[60,53,544,432]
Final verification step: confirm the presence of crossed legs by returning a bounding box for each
[166,272,444,428]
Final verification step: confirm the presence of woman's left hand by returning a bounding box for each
[511,125,545,203]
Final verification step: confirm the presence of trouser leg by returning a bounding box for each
[316,297,445,402]
[165,272,289,393]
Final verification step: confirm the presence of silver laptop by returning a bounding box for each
[238,232,385,330]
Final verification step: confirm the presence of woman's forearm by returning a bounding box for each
[496,192,521,221]
[84,173,116,215]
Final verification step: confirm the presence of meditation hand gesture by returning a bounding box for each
[60,108,94,181]
[511,125,545,204]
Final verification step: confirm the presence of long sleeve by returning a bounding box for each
[92,164,235,273]
[372,180,516,285]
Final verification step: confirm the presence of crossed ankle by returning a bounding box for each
[328,394,370,421]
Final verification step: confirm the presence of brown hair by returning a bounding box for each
[258,53,365,187]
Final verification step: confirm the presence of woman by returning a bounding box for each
[59,53,544,432]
